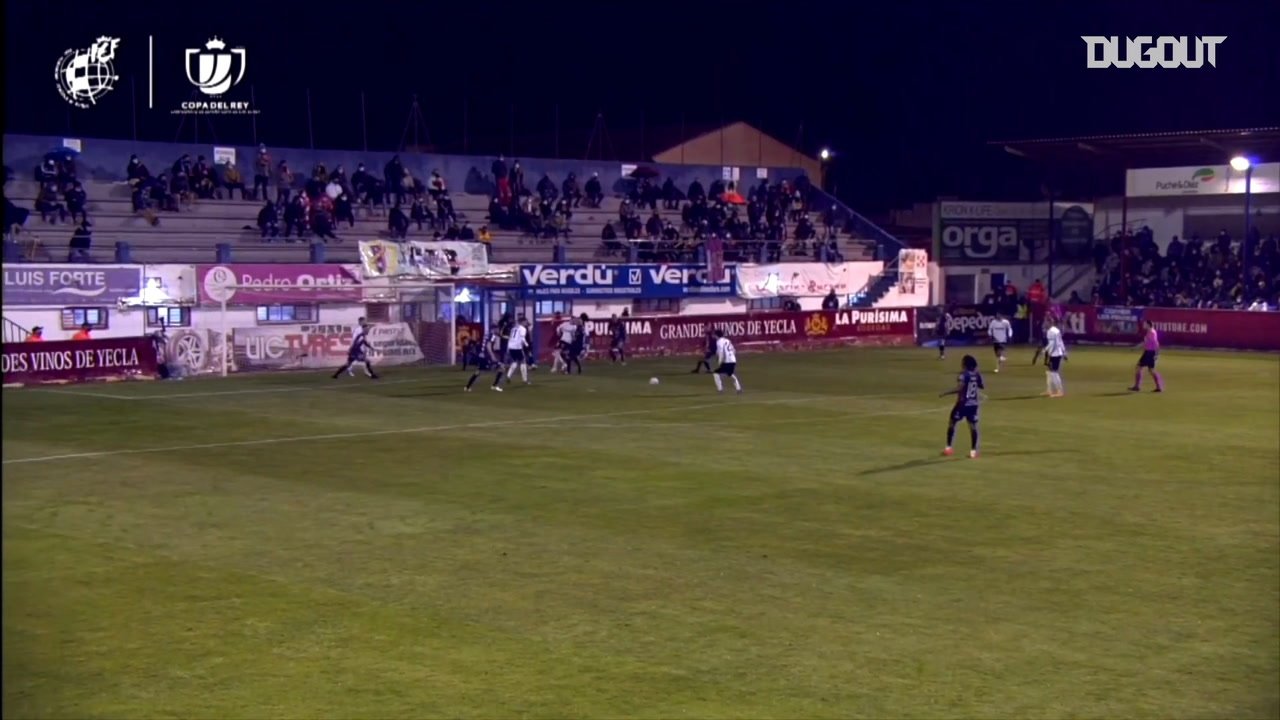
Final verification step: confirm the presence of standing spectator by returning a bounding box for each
[822,288,840,310]
[253,145,272,201]
[351,163,374,203]
[1027,278,1048,339]
[35,183,67,223]
[335,193,355,228]
[510,160,526,197]
[562,173,582,207]
[385,155,406,206]
[410,197,430,231]
[72,323,92,340]
[276,161,294,203]
[428,170,446,200]
[662,178,680,209]
[492,155,510,204]
[388,205,410,239]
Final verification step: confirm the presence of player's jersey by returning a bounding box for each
[1143,327,1160,352]
[611,321,627,342]
[348,326,371,359]
[487,333,503,359]
[936,313,951,338]
[571,323,585,349]
[716,336,737,364]
[508,324,529,351]
[557,321,576,344]
[705,333,717,355]
[989,319,1012,344]
[956,370,985,409]
[1044,326,1066,357]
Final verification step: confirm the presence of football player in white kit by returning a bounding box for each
[711,329,742,394]
[1042,318,1067,397]
[505,318,532,385]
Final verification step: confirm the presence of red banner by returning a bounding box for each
[2,337,159,385]
[1061,305,1280,351]
[536,308,916,358]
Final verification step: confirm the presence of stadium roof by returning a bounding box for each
[989,127,1280,168]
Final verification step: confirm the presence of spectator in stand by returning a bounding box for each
[221,161,247,200]
[492,155,510,204]
[64,181,88,224]
[508,160,526,198]
[191,155,214,198]
[459,221,476,241]
[536,173,558,201]
[351,163,374,203]
[35,182,67,223]
[661,178,680,209]
[822,288,840,310]
[330,165,349,194]
[562,173,582,207]
[428,170,446,200]
[72,323,92,340]
[645,211,663,239]
[24,326,44,342]
[276,161,294,203]
[325,174,343,200]
[410,197,430,231]
[385,155,406,206]
[149,174,177,213]
[257,200,279,239]
[388,205,410,239]
[171,154,193,207]
[282,195,304,239]
[312,198,338,242]
[253,145,272,201]
[1068,290,1085,305]
[335,192,355,228]
[126,155,150,184]
[584,172,603,208]
[437,194,456,227]
[67,219,92,262]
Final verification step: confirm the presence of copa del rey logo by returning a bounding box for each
[176,37,257,115]
[1082,36,1225,69]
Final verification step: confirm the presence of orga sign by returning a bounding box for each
[935,201,1094,265]
[2,337,158,385]
[1124,163,1280,198]
[197,264,362,305]
[537,308,915,357]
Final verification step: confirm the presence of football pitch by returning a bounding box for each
[3,346,1278,719]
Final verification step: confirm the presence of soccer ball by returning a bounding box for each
[649,377,660,385]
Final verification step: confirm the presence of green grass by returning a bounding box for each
[3,347,1278,719]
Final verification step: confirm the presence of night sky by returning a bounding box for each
[5,0,1278,212]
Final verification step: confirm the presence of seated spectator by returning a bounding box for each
[257,201,279,239]
[64,182,88,224]
[410,198,431,230]
[444,222,461,240]
[436,194,456,227]
[35,183,67,223]
[126,155,150,186]
[687,178,705,204]
[536,173,558,201]
[1068,290,1085,304]
[67,220,92,262]
[312,206,338,242]
[325,176,343,200]
[221,162,247,200]
[283,195,308,239]
[662,178,681,209]
[459,221,475,241]
[35,158,57,185]
[584,172,603,207]
[351,163,374,202]
[562,173,582,207]
[388,205,409,239]
[645,211,663,239]
[330,165,349,193]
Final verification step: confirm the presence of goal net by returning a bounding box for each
[172,281,457,377]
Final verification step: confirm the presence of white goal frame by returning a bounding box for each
[211,281,457,377]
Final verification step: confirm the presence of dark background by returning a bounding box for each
[5,0,1278,212]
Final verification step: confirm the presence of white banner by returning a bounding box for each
[405,241,490,278]
[736,262,883,299]
[1125,163,1280,197]
[233,322,424,371]
[897,249,929,297]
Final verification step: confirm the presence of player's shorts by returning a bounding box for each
[714,362,736,375]
[557,341,571,354]
[703,349,716,360]
[993,343,1006,356]
[569,343,584,358]
[1049,355,1063,372]
[950,405,979,424]
[474,356,495,372]
[1138,350,1158,368]
[508,348,525,363]
[347,350,366,363]
[611,338,625,348]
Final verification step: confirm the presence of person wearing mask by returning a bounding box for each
[67,220,92,262]
[253,146,272,201]
[72,323,93,340]
[25,326,44,342]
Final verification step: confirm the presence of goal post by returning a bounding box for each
[205,281,457,377]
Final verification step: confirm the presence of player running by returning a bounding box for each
[988,313,1013,373]
[691,328,716,373]
[1042,318,1067,397]
[1129,319,1164,393]
[505,318,532,385]
[608,315,627,365]
[552,315,576,374]
[940,354,984,458]
[465,330,506,392]
[564,314,587,375]
[711,329,742,394]
[332,318,379,380]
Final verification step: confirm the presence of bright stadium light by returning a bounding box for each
[1230,156,1251,172]
[819,148,832,161]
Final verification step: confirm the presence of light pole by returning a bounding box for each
[1231,155,1253,257]
[819,148,832,193]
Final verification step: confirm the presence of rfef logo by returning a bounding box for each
[54,37,121,108]
[1082,36,1225,69]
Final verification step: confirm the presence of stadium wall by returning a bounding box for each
[3,134,808,198]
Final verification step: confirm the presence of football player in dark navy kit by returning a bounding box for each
[935,306,951,360]
[608,314,627,365]
[465,330,506,392]
[939,354,984,458]
[691,328,716,373]
[332,318,378,379]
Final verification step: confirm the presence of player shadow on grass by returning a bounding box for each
[859,449,1067,476]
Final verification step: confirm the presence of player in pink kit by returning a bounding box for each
[1130,320,1164,393]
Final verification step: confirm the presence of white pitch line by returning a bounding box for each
[34,377,424,401]
[1,394,937,465]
